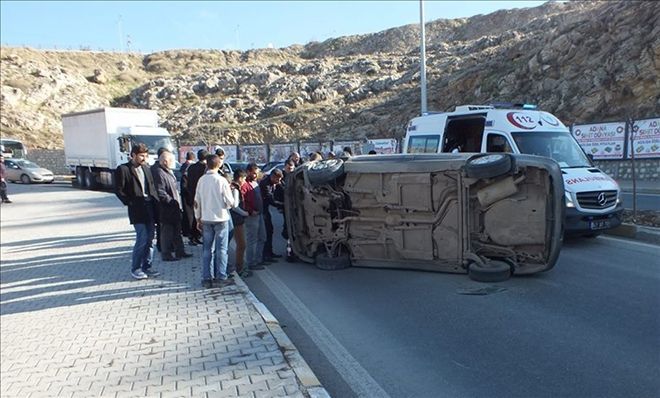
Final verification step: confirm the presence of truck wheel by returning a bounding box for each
[20,174,32,184]
[465,153,513,179]
[84,169,96,190]
[468,260,511,283]
[315,252,351,270]
[306,159,344,185]
[75,167,85,188]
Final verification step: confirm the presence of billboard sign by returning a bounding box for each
[572,122,626,160]
[627,118,660,159]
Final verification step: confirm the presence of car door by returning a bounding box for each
[4,159,20,181]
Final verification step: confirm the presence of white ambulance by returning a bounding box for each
[403,104,623,236]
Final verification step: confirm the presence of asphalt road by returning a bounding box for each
[5,181,657,398]
[247,213,660,398]
[620,192,660,211]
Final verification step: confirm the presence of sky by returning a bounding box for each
[1,1,545,53]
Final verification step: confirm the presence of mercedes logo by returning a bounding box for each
[597,192,607,206]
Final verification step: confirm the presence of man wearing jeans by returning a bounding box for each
[194,155,238,288]
[115,143,160,280]
[241,163,267,271]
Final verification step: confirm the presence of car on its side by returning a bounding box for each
[4,158,54,184]
[284,153,564,282]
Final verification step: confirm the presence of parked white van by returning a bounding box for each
[403,104,623,236]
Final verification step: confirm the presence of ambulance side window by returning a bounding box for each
[407,135,440,153]
[486,134,512,153]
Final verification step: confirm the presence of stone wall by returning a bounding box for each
[27,149,70,175]
[594,159,660,181]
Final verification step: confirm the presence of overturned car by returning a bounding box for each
[284,153,564,282]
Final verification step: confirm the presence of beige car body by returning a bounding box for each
[285,153,564,281]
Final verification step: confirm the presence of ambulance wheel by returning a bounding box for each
[306,159,344,185]
[465,153,513,179]
[468,260,511,283]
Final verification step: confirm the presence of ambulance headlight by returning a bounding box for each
[565,192,575,208]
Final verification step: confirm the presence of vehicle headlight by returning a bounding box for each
[29,171,42,178]
[565,192,575,208]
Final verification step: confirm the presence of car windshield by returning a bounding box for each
[131,135,174,155]
[512,131,591,168]
[16,160,39,168]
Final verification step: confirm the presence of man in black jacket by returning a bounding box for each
[115,143,160,280]
[179,151,195,240]
[153,151,192,261]
[184,149,209,245]
[259,168,284,262]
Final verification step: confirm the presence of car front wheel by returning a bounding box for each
[20,174,32,184]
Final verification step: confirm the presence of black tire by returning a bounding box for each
[465,153,513,179]
[468,260,512,283]
[84,169,96,189]
[20,174,31,184]
[306,159,344,185]
[75,167,85,188]
[315,252,351,270]
[45,180,54,184]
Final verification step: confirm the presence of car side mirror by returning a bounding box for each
[586,153,594,164]
[118,137,129,153]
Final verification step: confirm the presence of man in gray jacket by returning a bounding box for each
[153,151,192,261]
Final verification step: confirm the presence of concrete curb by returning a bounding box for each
[603,223,660,245]
[233,276,332,398]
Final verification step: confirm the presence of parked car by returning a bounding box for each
[262,162,285,175]
[284,153,564,282]
[4,159,54,184]
[228,162,251,173]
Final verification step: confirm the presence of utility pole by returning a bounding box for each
[419,0,428,115]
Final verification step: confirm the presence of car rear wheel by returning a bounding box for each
[306,159,344,185]
[468,260,512,282]
[20,174,32,184]
[465,153,513,179]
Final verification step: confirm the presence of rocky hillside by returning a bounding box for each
[1,0,658,149]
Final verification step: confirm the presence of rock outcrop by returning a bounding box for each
[1,1,658,149]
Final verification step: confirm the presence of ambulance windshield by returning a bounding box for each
[512,131,591,168]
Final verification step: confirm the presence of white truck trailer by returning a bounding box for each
[62,107,174,189]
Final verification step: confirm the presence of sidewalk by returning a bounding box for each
[0,186,328,398]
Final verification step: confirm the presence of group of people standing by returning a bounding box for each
[115,144,300,288]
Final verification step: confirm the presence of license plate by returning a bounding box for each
[590,220,611,230]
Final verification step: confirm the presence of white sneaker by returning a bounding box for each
[131,269,148,280]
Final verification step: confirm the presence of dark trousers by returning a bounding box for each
[181,201,193,238]
[186,200,202,241]
[161,220,185,259]
[262,208,274,257]
[0,181,9,201]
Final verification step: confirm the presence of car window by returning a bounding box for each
[408,135,440,153]
[486,134,512,153]
[16,160,39,168]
